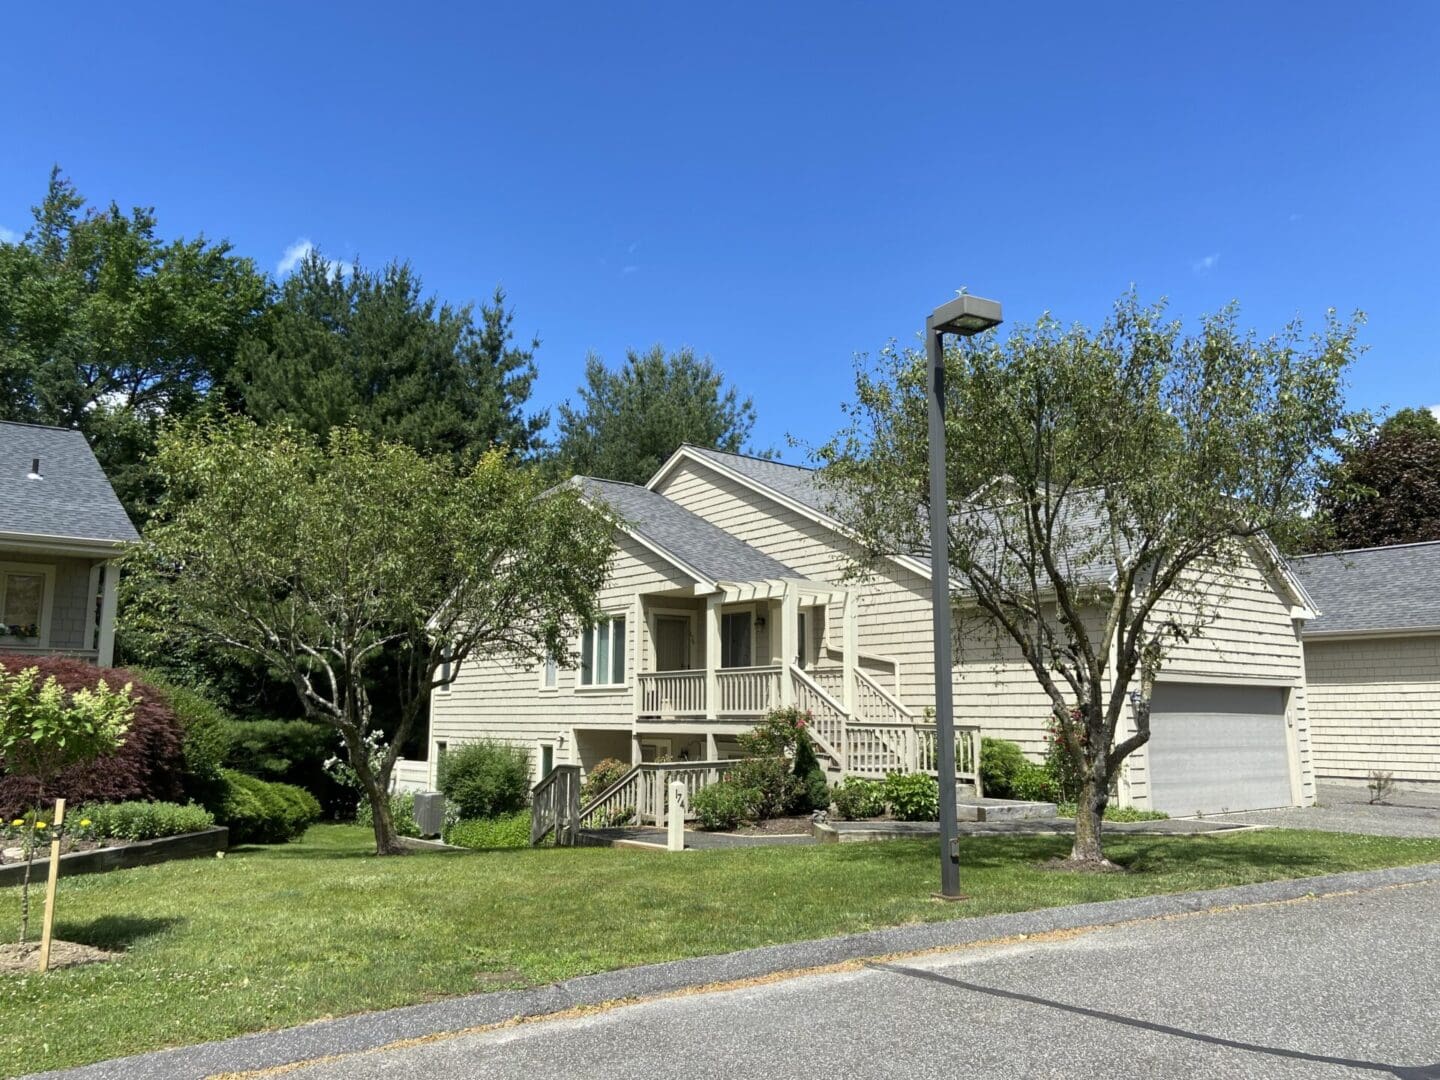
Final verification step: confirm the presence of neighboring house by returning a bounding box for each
[0,421,138,667]
[414,444,1319,815]
[1288,541,1440,787]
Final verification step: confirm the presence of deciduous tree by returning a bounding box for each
[817,295,1361,865]
[1309,407,1440,550]
[130,419,613,854]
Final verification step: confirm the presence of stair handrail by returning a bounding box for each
[529,764,582,846]
[789,664,848,768]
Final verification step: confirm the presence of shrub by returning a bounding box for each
[438,740,531,820]
[581,757,630,803]
[129,672,234,811]
[355,791,421,838]
[790,733,830,814]
[217,768,320,843]
[727,755,802,820]
[221,718,344,812]
[1044,709,1088,802]
[1054,802,1168,822]
[979,738,1028,799]
[1011,761,1060,803]
[691,781,760,831]
[830,777,886,820]
[71,800,215,843]
[0,654,185,818]
[445,811,531,849]
[882,772,939,821]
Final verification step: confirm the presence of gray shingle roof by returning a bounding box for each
[578,477,798,583]
[1288,542,1440,636]
[682,446,834,516]
[0,422,139,545]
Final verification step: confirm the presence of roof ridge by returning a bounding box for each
[0,419,86,435]
[1290,538,1440,560]
[684,443,815,473]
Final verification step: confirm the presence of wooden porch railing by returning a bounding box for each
[716,666,782,716]
[789,666,847,771]
[638,670,707,717]
[845,722,981,792]
[530,764,582,846]
[577,761,734,829]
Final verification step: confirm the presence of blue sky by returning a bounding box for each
[3,2,1437,460]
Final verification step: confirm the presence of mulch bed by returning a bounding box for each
[728,815,816,836]
[0,940,118,973]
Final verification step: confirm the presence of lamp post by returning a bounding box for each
[926,293,1002,900]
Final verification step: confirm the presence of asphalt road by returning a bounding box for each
[268,880,1440,1080]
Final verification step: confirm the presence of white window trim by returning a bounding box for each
[538,653,560,693]
[535,738,557,782]
[647,606,699,672]
[0,561,55,649]
[436,647,454,694]
[577,611,629,690]
[720,603,759,669]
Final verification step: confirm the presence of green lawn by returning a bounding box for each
[3,825,1438,1074]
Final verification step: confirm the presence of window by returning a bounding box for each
[579,616,626,686]
[436,647,455,693]
[539,742,555,778]
[796,611,808,668]
[540,654,559,691]
[1,568,47,641]
[721,611,752,667]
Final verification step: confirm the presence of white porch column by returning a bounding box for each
[779,583,798,707]
[705,731,718,761]
[632,732,643,766]
[842,588,860,716]
[705,594,722,720]
[96,559,119,668]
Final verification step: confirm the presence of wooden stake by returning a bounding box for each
[37,798,65,973]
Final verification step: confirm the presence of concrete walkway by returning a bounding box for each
[31,861,1440,1080]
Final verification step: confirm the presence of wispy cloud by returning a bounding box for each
[1191,252,1221,274]
[0,226,19,245]
[1429,404,1440,422]
[277,238,353,279]
[622,264,640,275]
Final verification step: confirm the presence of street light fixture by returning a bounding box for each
[925,292,1002,901]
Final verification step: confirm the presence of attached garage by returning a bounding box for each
[1147,682,1295,815]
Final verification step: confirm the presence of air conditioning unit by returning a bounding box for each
[412,791,446,838]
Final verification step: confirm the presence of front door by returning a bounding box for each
[654,615,691,671]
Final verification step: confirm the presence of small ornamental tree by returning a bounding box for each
[131,418,614,855]
[818,294,1362,866]
[0,662,134,941]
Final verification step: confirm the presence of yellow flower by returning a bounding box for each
[35,821,47,830]
[9,819,21,828]
[80,819,92,827]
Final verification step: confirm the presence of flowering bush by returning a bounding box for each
[580,758,630,803]
[1044,708,1088,803]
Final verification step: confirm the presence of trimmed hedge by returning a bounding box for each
[221,718,345,813]
[0,654,186,817]
[72,800,215,843]
[438,740,531,820]
[692,780,760,831]
[217,769,320,843]
[445,811,530,850]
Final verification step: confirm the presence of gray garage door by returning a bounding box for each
[1147,683,1292,816]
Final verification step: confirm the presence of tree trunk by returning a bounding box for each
[1068,775,1114,867]
[359,771,405,856]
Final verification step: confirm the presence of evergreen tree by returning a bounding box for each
[553,345,763,484]
[233,250,543,459]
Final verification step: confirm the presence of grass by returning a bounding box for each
[2,824,1438,1074]
[1053,802,1171,822]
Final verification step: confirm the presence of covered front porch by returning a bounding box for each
[634,577,858,723]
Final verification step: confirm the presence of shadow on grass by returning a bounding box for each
[60,913,182,950]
